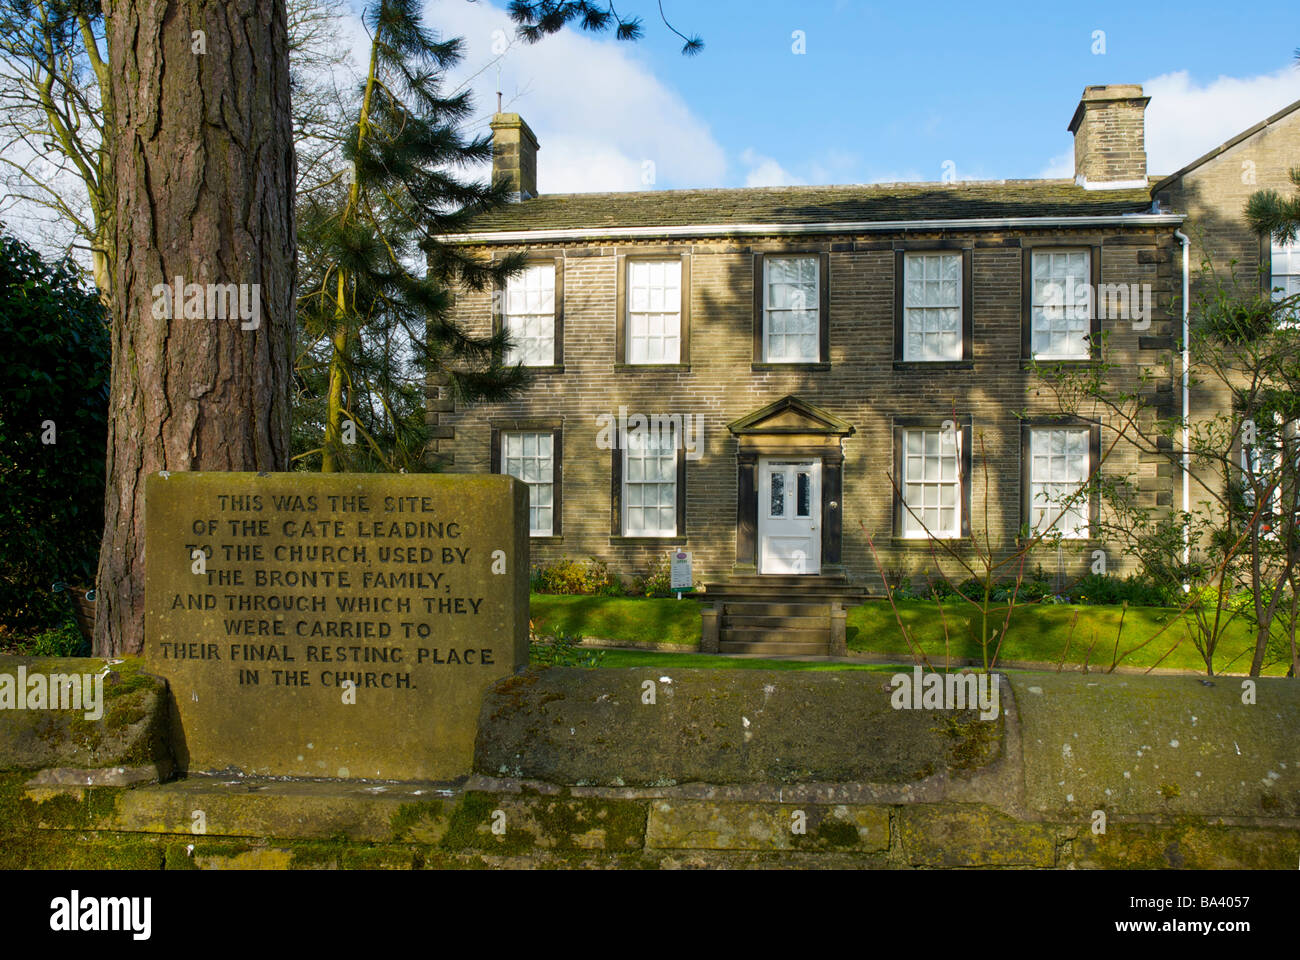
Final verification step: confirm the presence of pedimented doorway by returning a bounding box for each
[727,395,854,576]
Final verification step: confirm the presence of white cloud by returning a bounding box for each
[740,148,803,187]
[1143,67,1300,175]
[1039,148,1073,180]
[1039,66,1300,179]
[404,0,726,193]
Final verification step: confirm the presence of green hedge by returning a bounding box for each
[0,230,108,635]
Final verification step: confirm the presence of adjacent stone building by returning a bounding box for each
[436,85,1299,626]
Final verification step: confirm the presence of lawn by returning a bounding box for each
[530,592,1289,675]
[554,649,895,671]
[845,599,1273,674]
[530,594,701,646]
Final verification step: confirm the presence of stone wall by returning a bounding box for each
[3,657,1297,869]
[1154,106,1300,512]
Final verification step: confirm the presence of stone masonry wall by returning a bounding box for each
[440,225,1181,587]
[3,660,1297,869]
[1155,107,1300,513]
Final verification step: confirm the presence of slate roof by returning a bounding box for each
[460,179,1156,235]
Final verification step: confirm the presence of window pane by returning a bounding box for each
[501,431,555,535]
[900,428,961,536]
[1273,241,1300,324]
[1031,250,1091,358]
[624,424,677,534]
[504,264,556,366]
[628,260,682,364]
[764,256,819,362]
[796,471,812,517]
[1028,428,1090,538]
[903,253,962,361]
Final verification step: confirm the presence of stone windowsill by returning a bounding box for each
[892,360,975,372]
[751,362,831,372]
[1022,356,1099,369]
[613,363,691,374]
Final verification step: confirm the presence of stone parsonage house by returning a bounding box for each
[436,84,1300,653]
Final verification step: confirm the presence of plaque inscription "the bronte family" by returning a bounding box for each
[144,472,529,781]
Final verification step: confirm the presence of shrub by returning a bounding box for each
[532,558,623,596]
[920,575,959,600]
[1199,291,1278,344]
[28,616,89,657]
[0,231,109,635]
[880,567,914,598]
[953,570,1055,603]
[1069,573,1178,607]
[529,629,604,668]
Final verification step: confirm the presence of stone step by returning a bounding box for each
[722,626,830,644]
[25,775,459,843]
[704,578,864,594]
[720,574,850,587]
[705,590,859,605]
[721,601,833,618]
[717,640,832,656]
[723,614,829,629]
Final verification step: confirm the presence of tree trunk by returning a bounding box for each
[321,322,347,472]
[95,0,296,655]
[91,226,113,306]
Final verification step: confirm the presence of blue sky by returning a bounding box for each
[7,0,1297,260]
[632,0,1299,180]
[393,0,1300,191]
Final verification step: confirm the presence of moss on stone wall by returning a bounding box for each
[0,656,171,773]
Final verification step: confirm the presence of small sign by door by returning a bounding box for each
[670,550,692,593]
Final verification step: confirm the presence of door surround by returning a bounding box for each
[728,395,854,576]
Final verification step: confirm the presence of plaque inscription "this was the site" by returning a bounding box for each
[144,472,529,782]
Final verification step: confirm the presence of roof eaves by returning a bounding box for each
[446,212,1183,244]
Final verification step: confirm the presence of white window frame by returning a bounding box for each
[900,427,962,539]
[1031,249,1092,359]
[1241,441,1280,517]
[622,423,678,536]
[903,252,962,361]
[1028,427,1091,539]
[503,263,556,367]
[1271,239,1300,324]
[763,255,820,362]
[1240,412,1291,526]
[501,431,554,536]
[626,260,682,364]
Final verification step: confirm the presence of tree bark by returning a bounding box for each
[96,0,296,655]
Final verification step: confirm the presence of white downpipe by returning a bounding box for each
[1175,229,1191,590]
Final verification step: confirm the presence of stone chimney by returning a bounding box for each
[490,113,540,201]
[1067,84,1150,189]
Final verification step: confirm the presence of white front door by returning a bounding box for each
[758,458,821,574]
